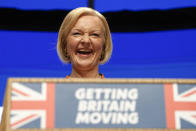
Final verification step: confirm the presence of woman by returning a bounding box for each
[57,7,113,78]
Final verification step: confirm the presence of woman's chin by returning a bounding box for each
[71,55,100,70]
[76,61,94,69]
[73,60,97,70]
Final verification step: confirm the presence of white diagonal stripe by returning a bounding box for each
[173,84,196,102]
[175,111,196,129]
[12,82,46,101]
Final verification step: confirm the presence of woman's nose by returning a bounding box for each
[81,34,90,46]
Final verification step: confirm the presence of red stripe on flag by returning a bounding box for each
[46,83,55,128]
[12,88,29,96]
[182,90,196,97]
[11,114,37,128]
[164,84,175,129]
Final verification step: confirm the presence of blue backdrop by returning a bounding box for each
[0,0,196,10]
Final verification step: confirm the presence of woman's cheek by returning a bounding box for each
[67,37,78,53]
[96,40,104,51]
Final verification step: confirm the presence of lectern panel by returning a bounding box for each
[1,78,196,131]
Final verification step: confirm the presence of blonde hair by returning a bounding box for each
[57,7,113,64]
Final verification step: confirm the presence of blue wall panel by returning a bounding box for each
[95,0,196,12]
[0,0,88,10]
[111,30,196,64]
[0,0,196,11]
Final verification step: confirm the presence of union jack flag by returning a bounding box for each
[164,83,196,129]
[10,82,55,129]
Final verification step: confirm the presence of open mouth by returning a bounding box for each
[76,49,93,55]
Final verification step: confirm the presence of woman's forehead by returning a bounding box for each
[72,15,105,31]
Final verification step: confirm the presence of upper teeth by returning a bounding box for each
[78,50,92,53]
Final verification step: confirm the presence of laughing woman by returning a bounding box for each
[57,7,113,78]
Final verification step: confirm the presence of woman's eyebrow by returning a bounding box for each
[71,28,103,33]
[71,28,81,31]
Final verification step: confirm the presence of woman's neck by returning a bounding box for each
[70,66,101,78]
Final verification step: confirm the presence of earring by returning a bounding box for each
[100,52,104,61]
[65,50,70,60]
[100,45,105,61]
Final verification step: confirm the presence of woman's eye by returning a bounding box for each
[92,33,99,37]
[73,32,80,36]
